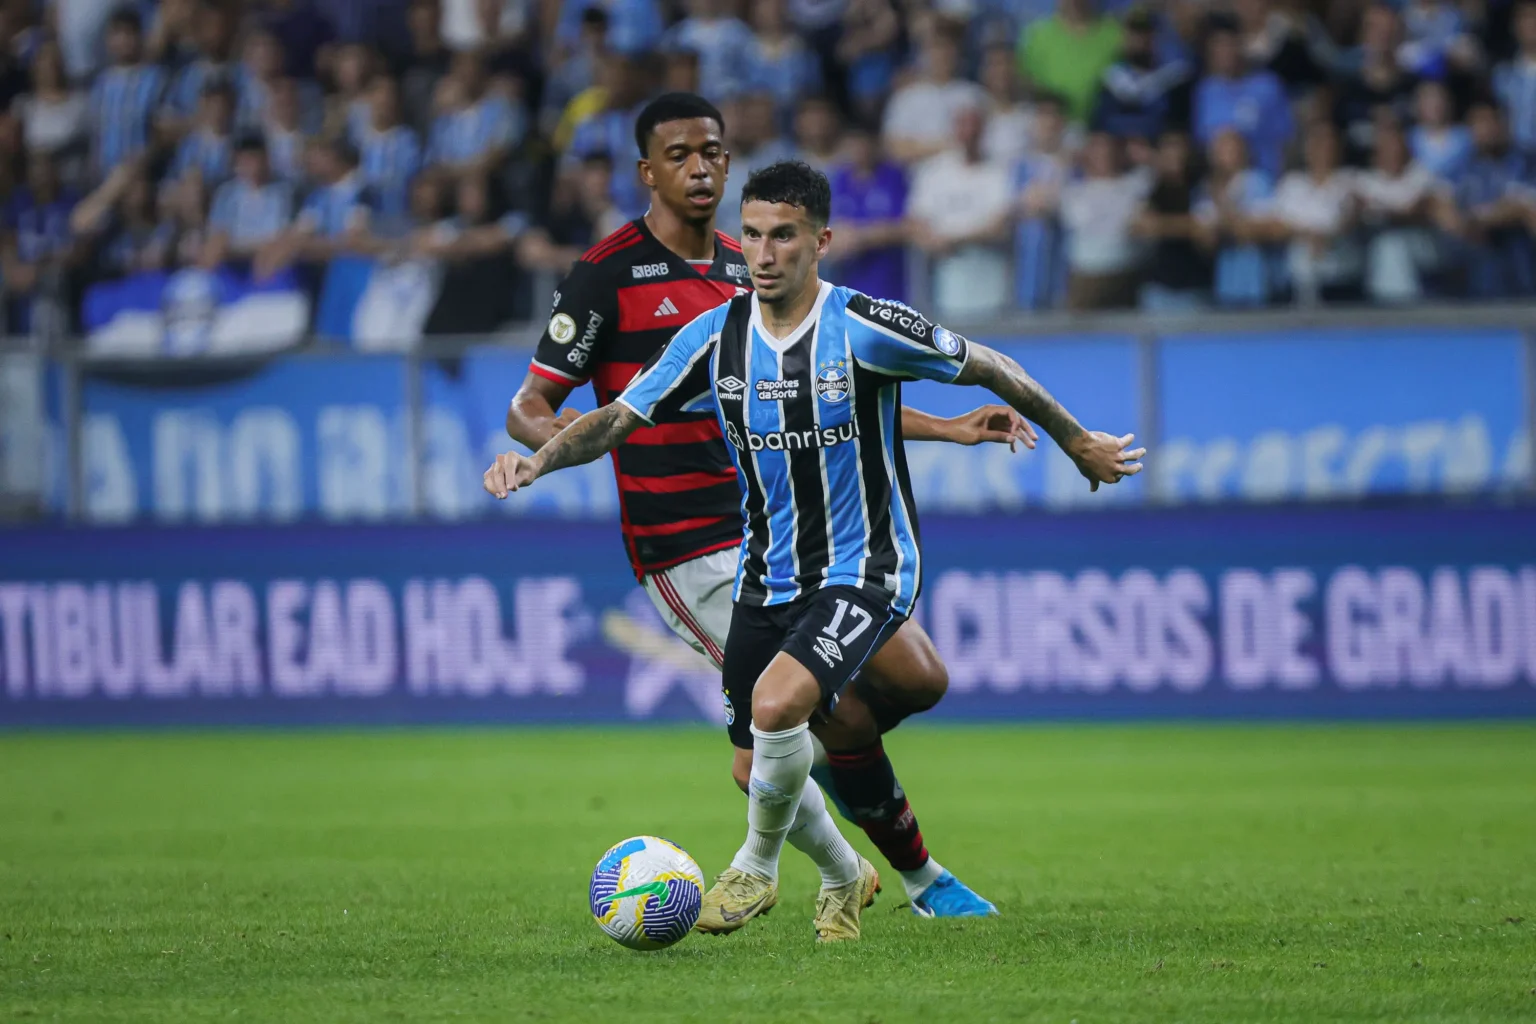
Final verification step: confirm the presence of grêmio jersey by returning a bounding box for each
[530,218,753,579]
[616,281,971,615]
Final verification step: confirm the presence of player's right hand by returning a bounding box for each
[1068,432,1146,492]
[553,407,583,431]
[483,451,539,499]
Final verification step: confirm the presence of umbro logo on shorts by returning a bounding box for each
[814,636,843,667]
[717,376,746,400]
[654,297,680,317]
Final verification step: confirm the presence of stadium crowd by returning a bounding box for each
[4,0,1536,336]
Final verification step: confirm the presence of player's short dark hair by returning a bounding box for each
[741,161,831,227]
[634,92,725,157]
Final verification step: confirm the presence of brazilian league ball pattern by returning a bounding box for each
[589,836,705,950]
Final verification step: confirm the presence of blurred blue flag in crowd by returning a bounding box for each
[80,268,310,357]
[314,256,442,350]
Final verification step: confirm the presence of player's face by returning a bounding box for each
[740,201,831,304]
[639,118,729,225]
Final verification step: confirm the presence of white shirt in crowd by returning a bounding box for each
[908,148,1013,320]
[441,0,531,50]
[881,80,988,150]
[1060,170,1153,275]
[16,92,89,154]
[981,101,1034,165]
[1353,161,1440,217]
[1272,170,1356,234]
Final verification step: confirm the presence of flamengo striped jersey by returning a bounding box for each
[531,218,753,579]
[617,281,971,615]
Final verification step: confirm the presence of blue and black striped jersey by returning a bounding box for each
[618,282,970,615]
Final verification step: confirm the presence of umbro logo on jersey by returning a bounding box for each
[717,376,746,401]
[814,636,843,667]
[653,297,680,317]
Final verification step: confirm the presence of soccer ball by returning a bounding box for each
[588,835,705,950]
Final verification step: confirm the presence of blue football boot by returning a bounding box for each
[910,871,1000,918]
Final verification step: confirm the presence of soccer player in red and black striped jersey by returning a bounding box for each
[503,94,1019,920]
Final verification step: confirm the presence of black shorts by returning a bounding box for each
[720,585,906,749]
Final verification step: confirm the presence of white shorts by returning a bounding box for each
[641,548,736,670]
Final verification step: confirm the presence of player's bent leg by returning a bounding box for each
[818,623,998,919]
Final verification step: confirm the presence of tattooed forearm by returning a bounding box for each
[531,403,643,479]
[957,344,1085,450]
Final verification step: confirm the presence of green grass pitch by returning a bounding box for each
[2,724,1534,1023]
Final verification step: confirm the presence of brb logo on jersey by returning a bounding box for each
[725,419,860,453]
[816,363,850,403]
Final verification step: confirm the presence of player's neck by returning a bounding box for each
[644,204,716,263]
[758,274,822,339]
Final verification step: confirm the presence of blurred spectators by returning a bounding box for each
[16,40,88,184]
[358,72,423,231]
[14,0,1536,347]
[89,8,165,177]
[1450,102,1535,298]
[907,103,1012,320]
[748,0,822,119]
[836,0,899,124]
[663,0,755,102]
[1269,119,1360,305]
[1196,127,1276,307]
[1059,130,1149,310]
[1194,19,1292,180]
[164,80,235,187]
[1133,129,1210,310]
[1012,91,1073,310]
[829,122,907,300]
[980,43,1032,165]
[205,133,295,271]
[1092,7,1189,151]
[1409,79,1469,182]
[1355,117,1448,302]
[1017,0,1123,124]
[262,76,313,181]
[881,19,985,165]
[158,1,236,140]
[3,153,81,334]
[71,162,174,277]
[716,90,798,234]
[792,94,839,169]
[1492,1,1536,157]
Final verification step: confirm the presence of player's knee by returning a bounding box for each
[751,689,806,734]
[908,648,948,710]
[813,695,880,753]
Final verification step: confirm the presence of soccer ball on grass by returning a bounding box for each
[588,835,705,950]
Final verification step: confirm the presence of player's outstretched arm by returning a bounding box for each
[900,405,1038,450]
[954,343,1146,491]
[484,403,645,498]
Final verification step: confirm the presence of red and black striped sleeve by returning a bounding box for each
[530,227,642,387]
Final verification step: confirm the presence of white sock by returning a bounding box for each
[899,857,945,901]
[730,722,813,881]
[786,779,861,889]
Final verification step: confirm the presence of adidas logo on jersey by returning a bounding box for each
[814,636,843,667]
[653,297,680,317]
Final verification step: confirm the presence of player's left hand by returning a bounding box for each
[483,451,539,498]
[950,406,1037,451]
[1067,431,1146,491]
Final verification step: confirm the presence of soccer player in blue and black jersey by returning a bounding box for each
[486,160,1143,941]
